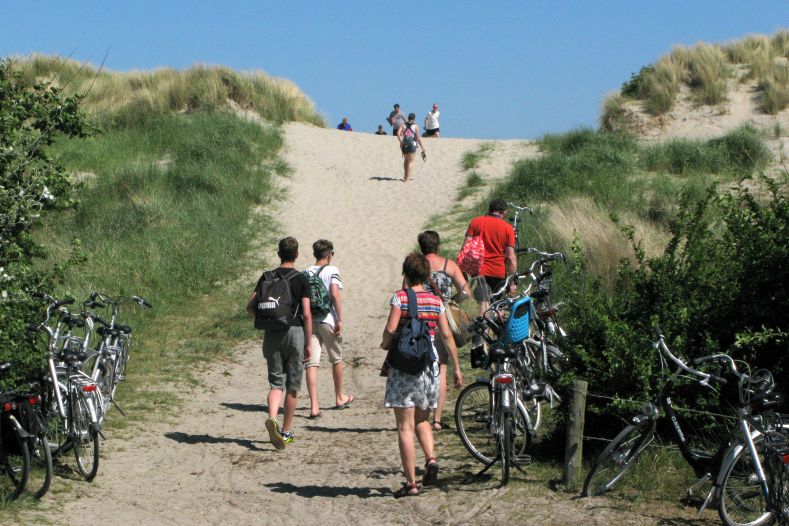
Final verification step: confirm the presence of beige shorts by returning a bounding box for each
[306,322,343,368]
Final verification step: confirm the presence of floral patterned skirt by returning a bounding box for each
[384,360,440,410]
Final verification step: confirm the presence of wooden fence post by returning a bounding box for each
[564,379,588,491]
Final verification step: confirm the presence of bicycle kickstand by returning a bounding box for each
[112,399,127,417]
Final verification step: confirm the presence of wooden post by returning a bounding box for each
[564,379,588,491]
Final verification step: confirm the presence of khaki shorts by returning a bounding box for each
[306,322,343,368]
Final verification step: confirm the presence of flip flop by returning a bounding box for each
[307,411,323,419]
[334,394,355,409]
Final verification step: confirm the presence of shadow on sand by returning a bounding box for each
[165,431,268,452]
[263,481,391,499]
[369,176,401,182]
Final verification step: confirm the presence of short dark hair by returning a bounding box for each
[418,230,440,255]
[408,112,416,121]
[488,199,508,214]
[277,236,299,262]
[394,103,400,109]
[402,252,430,286]
[313,239,333,260]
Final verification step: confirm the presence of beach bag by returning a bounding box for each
[457,236,486,276]
[402,125,417,151]
[305,265,332,317]
[390,288,436,375]
[445,299,471,348]
[254,270,300,331]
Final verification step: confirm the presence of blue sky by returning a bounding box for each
[2,1,787,139]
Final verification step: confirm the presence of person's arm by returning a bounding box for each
[380,305,401,350]
[437,312,463,389]
[246,292,257,317]
[505,245,517,293]
[329,283,343,336]
[301,296,312,361]
[447,259,470,302]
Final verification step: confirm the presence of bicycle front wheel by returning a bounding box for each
[72,394,100,481]
[582,422,652,497]
[0,423,30,500]
[718,426,789,526]
[455,382,531,465]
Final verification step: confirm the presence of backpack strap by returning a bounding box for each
[405,288,422,336]
[442,257,448,272]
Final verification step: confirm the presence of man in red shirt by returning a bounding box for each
[461,199,517,311]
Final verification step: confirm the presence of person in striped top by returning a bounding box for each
[380,253,463,497]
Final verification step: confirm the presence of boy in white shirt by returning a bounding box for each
[424,103,440,138]
[304,239,354,416]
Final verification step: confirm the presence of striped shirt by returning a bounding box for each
[390,289,445,338]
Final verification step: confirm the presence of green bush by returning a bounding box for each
[0,59,91,386]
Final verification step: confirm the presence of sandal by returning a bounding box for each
[334,394,355,410]
[423,457,439,486]
[393,482,419,498]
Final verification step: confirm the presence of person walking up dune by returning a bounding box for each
[304,239,354,417]
[423,103,440,138]
[388,103,406,136]
[247,237,312,450]
[397,113,426,182]
[380,253,463,497]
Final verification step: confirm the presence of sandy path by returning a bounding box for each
[18,125,713,525]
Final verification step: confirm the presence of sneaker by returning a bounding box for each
[265,417,286,450]
[282,431,295,444]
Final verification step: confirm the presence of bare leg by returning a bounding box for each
[403,152,415,181]
[332,361,347,406]
[414,407,435,462]
[433,364,448,429]
[394,408,417,485]
[305,366,320,416]
[267,389,282,419]
[282,389,298,432]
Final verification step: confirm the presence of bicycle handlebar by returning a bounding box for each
[506,202,533,214]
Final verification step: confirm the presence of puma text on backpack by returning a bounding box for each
[254,269,300,331]
[457,236,486,276]
[305,265,332,317]
[390,288,436,375]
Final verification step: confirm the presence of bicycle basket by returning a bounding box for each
[501,296,530,345]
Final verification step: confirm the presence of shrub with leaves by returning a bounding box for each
[0,58,91,385]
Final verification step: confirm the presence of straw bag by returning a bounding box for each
[445,299,471,348]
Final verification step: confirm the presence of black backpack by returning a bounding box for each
[402,124,417,150]
[254,269,301,331]
[390,288,436,375]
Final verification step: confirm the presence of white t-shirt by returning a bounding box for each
[425,110,440,130]
[306,264,343,327]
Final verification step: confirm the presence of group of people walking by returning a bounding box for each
[249,199,516,498]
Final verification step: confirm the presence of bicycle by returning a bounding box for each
[0,363,31,500]
[582,328,789,526]
[30,293,102,481]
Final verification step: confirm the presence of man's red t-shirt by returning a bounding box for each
[466,214,515,278]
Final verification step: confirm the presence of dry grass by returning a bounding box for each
[10,55,325,126]
[614,30,789,118]
[759,63,789,114]
[546,196,669,289]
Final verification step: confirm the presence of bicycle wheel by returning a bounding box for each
[72,394,100,481]
[500,410,511,485]
[718,427,789,526]
[523,397,542,434]
[455,382,531,465]
[26,432,52,499]
[0,422,30,500]
[582,423,652,497]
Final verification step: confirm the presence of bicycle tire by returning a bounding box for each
[523,397,542,434]
[718,423,789,526]
[26,432,52,499]
[455,381,531,465]
[500,410,511,485]
[72,394,100,481]
[0,423,30,500]
[582,422,652,497]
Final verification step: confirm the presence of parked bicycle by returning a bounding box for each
[582,328,789,526]
[0,363,31,500]
[30,293,102,481]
